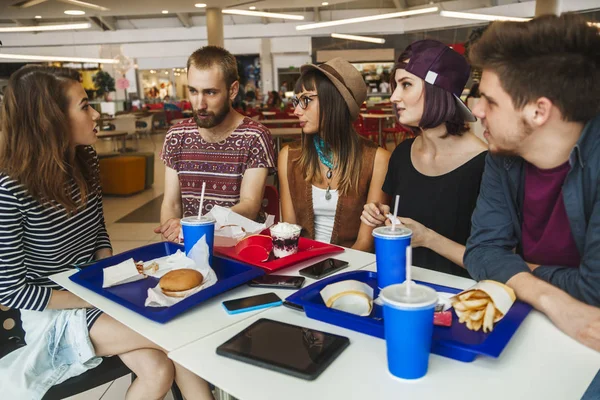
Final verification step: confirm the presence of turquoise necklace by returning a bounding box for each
[313,135,335,200]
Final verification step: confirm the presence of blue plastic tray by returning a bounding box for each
[286,270,532,362]
[69,242,265,323]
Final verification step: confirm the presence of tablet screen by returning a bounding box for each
[216,318,350,380]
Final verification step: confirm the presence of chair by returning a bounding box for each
[135,115,156,150]
[262,185,280,223]
[1,305,185,400]
[113,114,138,152]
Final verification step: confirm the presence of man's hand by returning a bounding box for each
[154,218,181,243]
[508,272,600,352]
[360,202,390,227]
[549,295,600,352]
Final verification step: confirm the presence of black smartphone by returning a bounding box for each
[298,258,349,280]
[222,292,282,315]
[248,275,305,290]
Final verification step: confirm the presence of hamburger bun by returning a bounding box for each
[159,269,203,298]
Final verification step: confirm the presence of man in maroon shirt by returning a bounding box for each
[155,46,276,242]
[464,14,600,353]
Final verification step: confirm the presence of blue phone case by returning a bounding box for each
[223,300,283,315]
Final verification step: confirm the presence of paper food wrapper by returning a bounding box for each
[451,280,516,317]
[145,236,218,307]
[102,258,146,288]
[207,205,275,247]
[320,280,374,317]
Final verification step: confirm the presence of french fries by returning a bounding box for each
[451,289,500,333]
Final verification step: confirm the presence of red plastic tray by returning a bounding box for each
[214,237,344,272]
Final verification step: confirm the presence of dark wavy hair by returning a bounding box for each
[0,65,95,214]
[391,47,469,137]
[469,13,600,123]
[294,69,363,195]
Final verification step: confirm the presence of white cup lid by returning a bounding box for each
[372,226,412,239]
[181,216,215,225]
[381,282,438,309]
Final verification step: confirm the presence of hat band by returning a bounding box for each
[320,64,356,101]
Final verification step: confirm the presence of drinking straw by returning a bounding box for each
[392,194,400,231]
[406,246,412,295]
[198,182,206,219]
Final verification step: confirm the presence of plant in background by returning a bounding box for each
[93,70,115,99]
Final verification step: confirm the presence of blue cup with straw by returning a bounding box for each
[180,182,215,265]
[372,195,412,289]
[381,248,438,379]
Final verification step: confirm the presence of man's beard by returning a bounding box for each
[193,101,230,129]
[487,117,533,157]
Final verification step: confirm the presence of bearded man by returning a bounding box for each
[155,46,276,242]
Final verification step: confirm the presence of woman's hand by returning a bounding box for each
[360,202,390,227]
[385,217,433,248]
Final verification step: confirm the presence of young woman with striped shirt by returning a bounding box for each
[0,66,213,400]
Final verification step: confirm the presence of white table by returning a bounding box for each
[261,119,299,126]
[169,264,600,400]
[96,130,128,152]
[269,127,303,153]
[360,113,395,147]
[50,248,375,352]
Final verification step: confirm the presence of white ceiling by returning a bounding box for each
[0,0,465,21]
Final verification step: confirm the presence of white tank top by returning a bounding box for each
[312,185,339,243]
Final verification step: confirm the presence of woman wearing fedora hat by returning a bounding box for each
[361,40,488,278]
[277,58,390,251]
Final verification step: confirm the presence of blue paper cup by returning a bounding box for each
[381,283,438,380]
[180,216,215,265]
[372,226,412,289]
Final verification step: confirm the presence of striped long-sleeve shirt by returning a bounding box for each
[0,147,111,311]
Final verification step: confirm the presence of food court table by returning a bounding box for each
[96,130,128,153]
[360,113,395,147]
[50,247,375,352]
[168,263,600,400]
[270,127,302,153]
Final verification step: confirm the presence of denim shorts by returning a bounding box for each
[0,309,102,399]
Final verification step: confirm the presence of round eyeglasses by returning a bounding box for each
[291,94,318,109]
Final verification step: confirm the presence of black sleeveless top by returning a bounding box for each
[382,138,487,278]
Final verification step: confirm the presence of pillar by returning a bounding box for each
[535,0,562,16]
[206,8,224,47]
[260,38,274,99]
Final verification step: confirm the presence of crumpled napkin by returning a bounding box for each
[102,258,146,288]
[145,236,218,307]
[206,205,275,247]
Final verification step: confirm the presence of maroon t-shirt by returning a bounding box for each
[161,117,276,217]
[522,161,580,268]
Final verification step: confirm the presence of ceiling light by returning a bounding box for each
[64,10,85,15]
[12,0,46,8]
[59,0,109,11]
[164,71,169,75]
[0,22,91,32]
[249,6,256,10]
[34,15,42,19]
[222,9,305,21]
[195,3,207,7]
[322,2,329,5]
[439,10,530,22]
[296,6,438,30]
[331,33,385,44]
[162,10,169,14]
[0,53,118,64]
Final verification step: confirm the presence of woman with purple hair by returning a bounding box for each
[361,40,487,278]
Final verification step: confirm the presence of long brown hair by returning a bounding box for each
[294,69,362,196]
[0,65,95,214]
